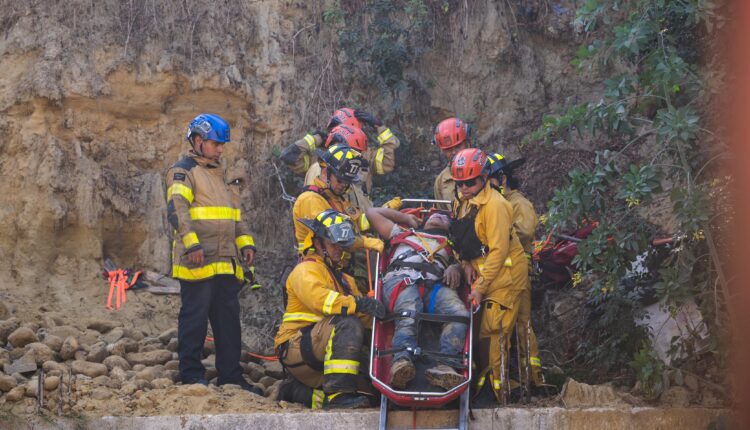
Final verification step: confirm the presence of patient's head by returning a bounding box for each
[424,213,451,233]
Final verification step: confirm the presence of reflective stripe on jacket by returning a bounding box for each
[274,254,370,347]
[166,152,255,281]
[292,177,367,253]
[285,125,400,194]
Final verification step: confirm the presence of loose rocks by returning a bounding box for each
[20,342,55,365]
[126,350,172,366]
[8,327,38,348]
[103,355,131,371]
[71,360,108,378]
[60,336,80,360]
[0,373,17,392]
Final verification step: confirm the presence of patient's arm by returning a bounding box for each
[365,207,419,239]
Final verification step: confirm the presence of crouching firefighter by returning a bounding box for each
[366,207,470,391]
[450,148,529,403]
[274,209,386,409]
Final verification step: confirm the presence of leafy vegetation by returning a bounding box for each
[323,0,433,92]
[526,0,728,385]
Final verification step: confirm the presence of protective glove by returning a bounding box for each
[354,296,386,319]
[382,196,402,210]
[312,129,328,145]
[354,110,384,127]
[363,237,385,253]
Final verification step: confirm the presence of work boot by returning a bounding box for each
[325,393,370,409]
[389,358,416,389]
[425,365,464,390]
[237,379,265,396]
[182,377,208,386]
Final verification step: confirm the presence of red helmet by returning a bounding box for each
[433,117,470,150]
[326,108,363,130]
[451,148,488,181]
[325,124,368,152]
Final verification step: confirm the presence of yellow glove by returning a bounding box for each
[382,196,402,210]
[363,237,385,253]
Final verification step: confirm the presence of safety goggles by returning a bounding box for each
[455,178,479,188]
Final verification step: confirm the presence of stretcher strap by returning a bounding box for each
[375,347,467,369]
[382,310,470,325]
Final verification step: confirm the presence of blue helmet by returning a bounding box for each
[186,113,230,143]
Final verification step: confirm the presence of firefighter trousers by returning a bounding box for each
[475,292,522,401]
[516,287,543,385]
[382,274,469,368]
[279,315,364,394]
[178,275,243,385]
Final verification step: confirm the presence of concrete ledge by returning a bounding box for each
[3,407,729,430]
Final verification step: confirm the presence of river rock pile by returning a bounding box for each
[0,316,288,416]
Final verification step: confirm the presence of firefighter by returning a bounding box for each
[486,153,543,387]
[275,209,386,409]
[165,113,262,394]
[449,148,528,402]
[366,207,470,391]
[279,108,401,211]
[291,143,384,255]
[432,117,472,204]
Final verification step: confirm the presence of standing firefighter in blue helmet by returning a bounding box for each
[165,113,262,394]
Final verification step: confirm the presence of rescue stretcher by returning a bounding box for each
[369,199,472,430]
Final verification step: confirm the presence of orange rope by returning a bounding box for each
[245,352,279,361]
[366,250,375,298]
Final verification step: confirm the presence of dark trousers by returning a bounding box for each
[178,275,243,385]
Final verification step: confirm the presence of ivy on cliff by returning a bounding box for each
[525,0,728,388]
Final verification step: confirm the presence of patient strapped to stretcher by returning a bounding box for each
[366,207,470,391]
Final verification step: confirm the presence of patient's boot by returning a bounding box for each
[425,364,464,390]
[389,358,416,389]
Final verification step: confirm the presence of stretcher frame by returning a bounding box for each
[368,199,472,430]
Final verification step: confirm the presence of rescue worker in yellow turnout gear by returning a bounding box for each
[486,153,544,389]
[274,209,386,409]
[449,148,529,403]
[432,117,472,205]
[165,113,262,394]
[292,143,384,255]
[279,108,400,212]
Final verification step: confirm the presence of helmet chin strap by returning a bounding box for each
[326,171,349,196]
[190,135,204,157]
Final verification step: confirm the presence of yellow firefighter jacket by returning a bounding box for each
[274,253,371,347]
[286,125,400,194]
[504,189,538,254]
[454,184,528,308]
[292,177,372,253]
[305,164,374,213]
[434,164,456,203]
[166,152,255,282]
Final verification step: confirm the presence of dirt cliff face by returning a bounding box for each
[0,0,590,351]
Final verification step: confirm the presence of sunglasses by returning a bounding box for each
[455,178,479,188]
